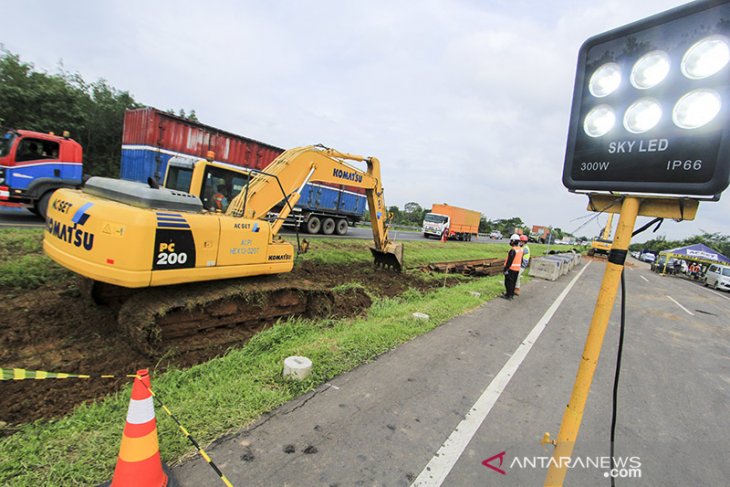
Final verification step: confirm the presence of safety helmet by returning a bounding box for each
[520,235,528,242]
[510,234,520,242]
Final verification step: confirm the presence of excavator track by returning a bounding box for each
[82,277,336,357]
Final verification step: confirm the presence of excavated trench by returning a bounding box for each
[0,261,443,431]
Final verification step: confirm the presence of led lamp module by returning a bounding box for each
[624,98,662,134]
[630,50,670,89]
[589,62,621,97]
[584,105,615,137]
[681,35,730,80]
[672,89,722,129]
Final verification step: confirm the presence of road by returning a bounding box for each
[0,207,44,228]
[172,259,729,486]
[0,208,507,245]
[283,226,506,244]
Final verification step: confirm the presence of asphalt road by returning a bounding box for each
[0,208,507,245]
[172,258,729,487]
[0,207,44,228]
[283,226,507,244]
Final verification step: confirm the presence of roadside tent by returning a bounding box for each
[659,243,730,267]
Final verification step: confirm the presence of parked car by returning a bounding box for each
[640,252,656,263]
[489,231,503,239]
[704,264,730,291]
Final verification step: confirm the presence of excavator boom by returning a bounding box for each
[228,145,403,270]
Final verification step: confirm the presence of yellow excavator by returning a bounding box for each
[586,213,614,257]
[43,145,403,354]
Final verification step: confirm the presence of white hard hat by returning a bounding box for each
[510,234,520,241]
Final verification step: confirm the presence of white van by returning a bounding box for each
[704,264,730,291]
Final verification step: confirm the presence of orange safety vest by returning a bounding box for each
[213,193,226,210]
[505,246,524,271]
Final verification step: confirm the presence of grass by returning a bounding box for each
[0,228,74,289]
[0,230,557,485]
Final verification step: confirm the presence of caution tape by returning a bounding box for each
[2,367,233,486]
[0,367,137,381]
[141,382,234,487]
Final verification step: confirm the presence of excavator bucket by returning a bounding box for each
[370,242,404,272]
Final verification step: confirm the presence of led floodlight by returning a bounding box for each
[563,0,730,196]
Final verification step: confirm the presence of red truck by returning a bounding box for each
[422,203,480,241]
[0,129,83,218]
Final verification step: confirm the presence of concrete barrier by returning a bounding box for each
[529,257,562,281]
[552,254,575,271]
[544,256,571,275]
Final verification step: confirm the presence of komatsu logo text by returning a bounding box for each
[332,168,363,183]
[46,218,95,250]
[268,254,292,261]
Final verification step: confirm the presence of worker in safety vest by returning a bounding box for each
[502,234,524,300]
[212,184,229,212]
[515,234,530,296]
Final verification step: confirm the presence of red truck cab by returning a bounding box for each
[0,129,83,218]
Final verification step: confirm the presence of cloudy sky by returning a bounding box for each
[3,0,727,242]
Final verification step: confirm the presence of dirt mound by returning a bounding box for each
[0,261,438,432]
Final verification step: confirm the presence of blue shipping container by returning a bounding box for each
[120,146,365,217]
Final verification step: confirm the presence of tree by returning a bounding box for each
[0,48,141,177]
[402,202,425,226]
[494,217,525,236]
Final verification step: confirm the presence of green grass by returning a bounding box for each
[0,231,555,485]
[0,229,73,289]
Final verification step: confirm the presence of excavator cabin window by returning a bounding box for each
[202,167,249,212]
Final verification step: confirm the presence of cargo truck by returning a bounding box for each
[0,129,83,219]
[529,225,551,244]
[422,203,480,241]
[119,107,365,235]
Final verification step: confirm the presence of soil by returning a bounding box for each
[0,261,452,434]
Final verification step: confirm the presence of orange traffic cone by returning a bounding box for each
[105,369,172,487]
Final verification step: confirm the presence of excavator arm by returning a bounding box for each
[227,145,403,271]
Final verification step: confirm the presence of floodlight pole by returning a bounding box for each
[544,196,640,487]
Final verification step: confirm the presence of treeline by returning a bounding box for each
[0,48,195,177]
[385,202,572,239]
[630,232,730,257]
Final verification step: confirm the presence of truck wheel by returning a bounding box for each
[37,192,53,220]
[423,233,429,239]
[335,219,348,235]
[306,216,321,234]
[322,217,336,235]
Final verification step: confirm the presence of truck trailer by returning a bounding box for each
[119,107,366,235]
[422,203,480,241]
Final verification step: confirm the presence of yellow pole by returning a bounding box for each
[544,196,640,486]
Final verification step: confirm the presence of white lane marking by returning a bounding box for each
[640,275,649,282]
[667,295,694,316]
[411,262,592,487]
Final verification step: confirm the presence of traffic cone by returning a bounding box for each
[105,369,173,487]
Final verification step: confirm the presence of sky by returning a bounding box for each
[2,0,727,242]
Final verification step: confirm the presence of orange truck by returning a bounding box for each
[422,203,480,241]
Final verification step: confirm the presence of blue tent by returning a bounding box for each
[660,243,730,265]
